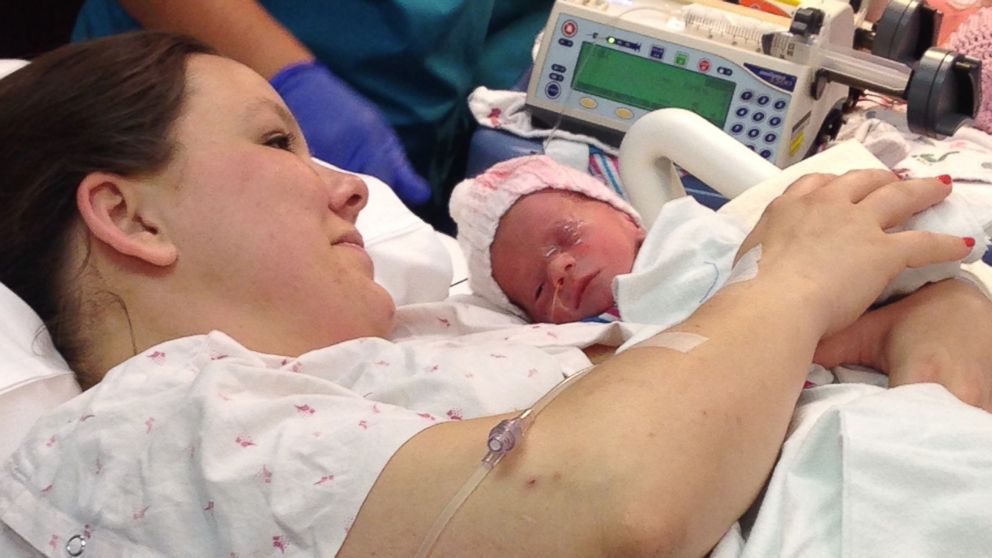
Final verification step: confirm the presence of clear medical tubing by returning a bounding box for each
[413,364,595,558]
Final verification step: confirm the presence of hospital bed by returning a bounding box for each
[5,46,992,555]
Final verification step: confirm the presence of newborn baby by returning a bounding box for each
[450,154,749,325]
[450,154,991,328]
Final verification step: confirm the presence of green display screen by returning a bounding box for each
[572,42,736,128]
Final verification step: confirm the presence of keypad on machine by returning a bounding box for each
[727,89,788,161]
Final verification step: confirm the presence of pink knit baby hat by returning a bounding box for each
[948,7,992,134]
[449,154,642,317]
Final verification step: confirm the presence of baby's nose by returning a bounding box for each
[547,252,576,289]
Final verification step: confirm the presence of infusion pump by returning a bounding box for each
[525,0,855,167]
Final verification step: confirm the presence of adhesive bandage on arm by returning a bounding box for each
[725,244,761,287]
[631,331,709,352]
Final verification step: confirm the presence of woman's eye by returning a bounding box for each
[264,132,296,151]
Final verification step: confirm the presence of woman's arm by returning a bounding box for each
[343,276,820,557]
[816,278,992,409]
[340,171,972,557]
[119,0,311,79]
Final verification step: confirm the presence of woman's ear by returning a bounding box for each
[76,172,178,267]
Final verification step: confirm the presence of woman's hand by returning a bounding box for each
[815,278,992,410]
[737,169,972,337]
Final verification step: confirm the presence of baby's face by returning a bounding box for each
[491,190,645,323]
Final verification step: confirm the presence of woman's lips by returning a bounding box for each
[333,230,365,248]
[332,230,374,274]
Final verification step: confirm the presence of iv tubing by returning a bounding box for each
[413,363,596,558]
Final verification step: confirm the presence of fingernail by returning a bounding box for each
[938,174,953,185]
[964,237,976,248]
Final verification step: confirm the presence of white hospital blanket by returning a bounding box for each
[711,383,992,557]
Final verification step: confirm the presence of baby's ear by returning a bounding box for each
[636,224,647,243]
[624,212,647,242]
[76,172,178,267]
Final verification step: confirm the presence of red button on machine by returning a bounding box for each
[562,20,577,37]
[698,59,711,72]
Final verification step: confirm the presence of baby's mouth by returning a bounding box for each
[570,270,600,311]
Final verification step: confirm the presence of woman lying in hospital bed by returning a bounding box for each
[2,31,992,558]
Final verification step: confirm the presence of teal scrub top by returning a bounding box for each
[73,0,552,206]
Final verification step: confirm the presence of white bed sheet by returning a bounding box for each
[712,382,992,557]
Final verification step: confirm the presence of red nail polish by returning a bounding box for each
[964,237,976,248]
[938,174,953,185]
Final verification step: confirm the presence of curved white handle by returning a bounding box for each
[618,108,779,227]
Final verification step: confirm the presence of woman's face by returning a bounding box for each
[490,190,645,323]
[151,54,394,354]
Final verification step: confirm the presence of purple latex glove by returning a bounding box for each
[270,61,431,206]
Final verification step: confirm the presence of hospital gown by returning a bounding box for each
[0,304,639,557]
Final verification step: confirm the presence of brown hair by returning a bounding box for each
[0,31,215,383]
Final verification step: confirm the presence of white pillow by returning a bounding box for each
[0,285,73,394]
[0,59,28,78]
[322,160,455,305]
[0,283,81,461]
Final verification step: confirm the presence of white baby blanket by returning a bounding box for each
[613,196,749,329]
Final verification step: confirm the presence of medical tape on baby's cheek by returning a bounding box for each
[725,244,762,286]
[633,331,708,352]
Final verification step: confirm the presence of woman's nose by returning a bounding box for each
[316,165,369,223]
